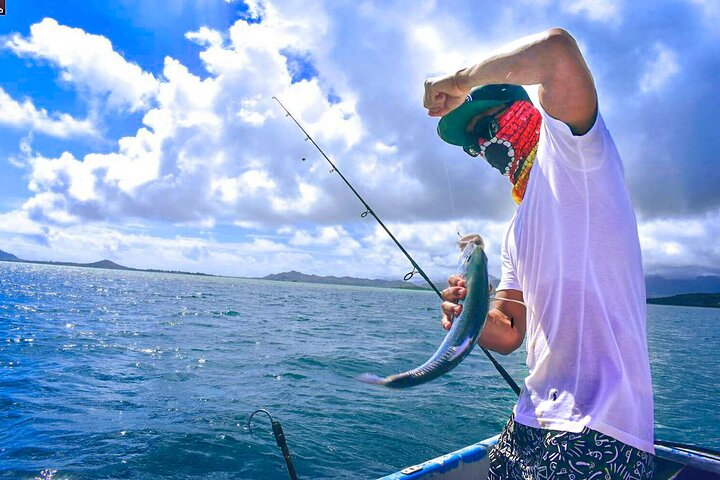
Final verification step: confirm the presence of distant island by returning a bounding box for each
[2,248,720,304]
[0,248,212,277]
[261,270,429,290]
[647,293,720,309]
[260,270,502,292]
[0,248,435,290]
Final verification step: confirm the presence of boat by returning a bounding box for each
[378,436,720,479]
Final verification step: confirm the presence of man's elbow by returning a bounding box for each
[496,338,523,355]
[543,27,581,58]
[545,27,577,46]
[480,336,523,355]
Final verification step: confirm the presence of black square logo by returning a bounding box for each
[0,0,5,16]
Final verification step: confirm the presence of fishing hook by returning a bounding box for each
[247,409,299,480]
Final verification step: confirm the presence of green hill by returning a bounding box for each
[0,249,20,261]
[262,270,426,290]
[647,293,720,309]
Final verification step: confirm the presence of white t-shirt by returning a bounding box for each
[496,103,655,453]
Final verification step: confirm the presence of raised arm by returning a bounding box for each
[424,28,597,135]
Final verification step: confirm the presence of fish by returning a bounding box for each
[358,234,489,388]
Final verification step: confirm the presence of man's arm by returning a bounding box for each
[424,28,597,135]
[441,281,526,355]
[478,289,526,355]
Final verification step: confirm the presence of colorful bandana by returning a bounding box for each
[471,100,541,204]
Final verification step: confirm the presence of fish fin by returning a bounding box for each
[356,373,387,385]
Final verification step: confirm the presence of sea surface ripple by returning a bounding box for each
[1,262,718,479]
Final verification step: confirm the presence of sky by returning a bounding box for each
[0,0,718,281]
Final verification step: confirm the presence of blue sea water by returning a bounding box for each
[1,262,719,479]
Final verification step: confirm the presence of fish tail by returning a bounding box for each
[356,373,388,385]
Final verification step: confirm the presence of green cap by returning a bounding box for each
[437,84,531,146]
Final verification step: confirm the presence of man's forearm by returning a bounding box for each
[478,308,525,355]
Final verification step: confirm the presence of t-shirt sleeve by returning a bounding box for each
[538,102,609,172]
[496,236,521,292]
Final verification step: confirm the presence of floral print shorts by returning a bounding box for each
[488,415,655,479]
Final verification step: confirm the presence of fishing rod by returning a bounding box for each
[248,409,298,480]
[272,96,521,397]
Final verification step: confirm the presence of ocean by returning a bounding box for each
[1,262,719,479]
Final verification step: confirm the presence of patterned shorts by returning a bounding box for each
[488,415,655,480]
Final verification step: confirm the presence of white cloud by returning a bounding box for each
[3,202,719,281]
[11,5,376,228]
[638,211,720,276]
[0,210,47,236]
[29,152,97,202]
[687,0,720,30]
[2,1,716,280]
[0,206,510,280]
[639,43,680,94]
[288,225,362,256]
[185,26,224,48]
[5,18,159,111]
[0,87,96,138]
[562,0,622,25]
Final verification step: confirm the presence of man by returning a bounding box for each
[424,28,655,478]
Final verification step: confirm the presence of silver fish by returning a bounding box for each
[358,234,489,388]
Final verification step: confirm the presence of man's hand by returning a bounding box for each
[441,275,513,331]
[440,275,467,331]
[423,73,469,117]
[422,29,597,134]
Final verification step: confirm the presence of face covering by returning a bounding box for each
[463,100,541,204]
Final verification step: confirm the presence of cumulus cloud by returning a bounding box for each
[5,18,159,111]
[3,2,529,237]
[185,26,224,48]
[1,0,718,278]
[7,7,378,228]
[562,0,622,24]
[0,210,512,280]
[639,43,680,93]
[0,87,96,138]
[687,0,720,30]
[639,211,720,276]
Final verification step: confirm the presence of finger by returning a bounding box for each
[428,102,450,117]
[441,286,466,302]
[423,81,435,109]
[447,275,466,288]
[441,316,453,331]
[442,300,462,318]
[423,82,442,109]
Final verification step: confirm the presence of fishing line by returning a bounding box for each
[375,105,422,130]
[442,158,462,238]
[490,297,527,307]
[273,96,521,397]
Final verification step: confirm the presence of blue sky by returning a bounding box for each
[0,0,718,280]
